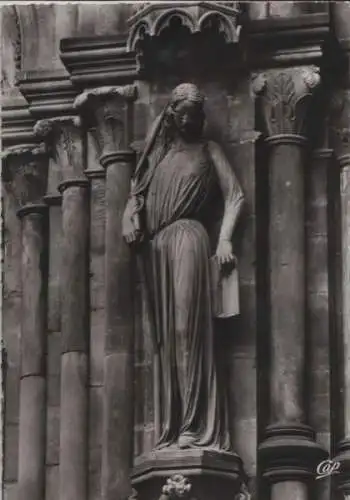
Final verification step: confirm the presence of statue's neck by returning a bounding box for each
[173,134,204,148]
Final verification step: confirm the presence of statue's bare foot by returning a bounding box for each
[178,433,196,449]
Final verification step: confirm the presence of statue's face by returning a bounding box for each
[173,100,204,141]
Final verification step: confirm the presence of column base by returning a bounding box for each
[334,438,350,495]
[131,448,244,500]
[258,423,328,483]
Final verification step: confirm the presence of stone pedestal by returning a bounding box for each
[131,449,243,500]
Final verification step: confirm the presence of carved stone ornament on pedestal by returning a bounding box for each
[123,82,246,500]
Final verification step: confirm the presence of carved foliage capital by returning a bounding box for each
[2,143,49,207]
[34,116,83,179]
[330,89,350,160]
[255,66,321,137]
[74,85,137,157]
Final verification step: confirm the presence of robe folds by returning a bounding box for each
[140,138,231,451]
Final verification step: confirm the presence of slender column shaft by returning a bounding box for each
[307,149,333,500]
[58,180,89,500]
[74,84,137,500]
[268,137,305,423]
[340,155,350,437]
[329,3,350,493]
[255,68,326,496]
[18,205,48,500]
[101,152,135,500]
[35,116,90,500]
[3,144,49,500]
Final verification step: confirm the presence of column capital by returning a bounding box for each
[253,66,321,138]
[2,143,49,210]
[34,115,84,181]
[74,84,138,161]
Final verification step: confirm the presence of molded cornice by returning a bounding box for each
[60,35,139,88]
[2,90,38,147]
[17,69,78,118]
[247,12,330,68]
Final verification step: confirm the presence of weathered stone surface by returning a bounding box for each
[45,465,59,500]
[4,424,19,482]
[89,385,103,464]
[21,212,47,377]
[101,352,134,500]
[47,332,61,407]
[59,351,88,500]
[104,161,133,343]
[271,481,308,500]
[48,206,62,333]
[61,185,89,353]
[46,406,60,466]
[3,183,22,295]
[3,482,17,500]
[3,296,21,425]
[89,309,105,387]
[230,350,257,476]
[18,376,46,500]
[89,177,106,306]
[268,141,305,423]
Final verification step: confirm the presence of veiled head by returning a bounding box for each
[168,83,205,141]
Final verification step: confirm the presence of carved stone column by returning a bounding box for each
[75,85,137,500]
[331,90,350,496]
[329,3,350,497]
[254,68,327,499]
[3,144,49,500]
[35,117,89,500]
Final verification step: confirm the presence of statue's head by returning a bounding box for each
[167,83,205,141]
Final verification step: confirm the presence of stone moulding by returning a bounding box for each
[18,69,77,119]
[1,92,38,147]
[74,84,138,111]
[127,1,241,52]
[247,12,330,68]
[258,423,328,483]
[60,35,138,87]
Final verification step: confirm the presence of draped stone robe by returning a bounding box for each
[134,136,243,451]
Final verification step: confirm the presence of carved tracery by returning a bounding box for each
[127,2,241,52]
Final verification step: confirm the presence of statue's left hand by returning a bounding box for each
[215,239,236,271]
[122,196,144,245]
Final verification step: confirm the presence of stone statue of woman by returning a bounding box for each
[122,83,244,452]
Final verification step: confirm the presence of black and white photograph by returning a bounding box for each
[1,2,349,499]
